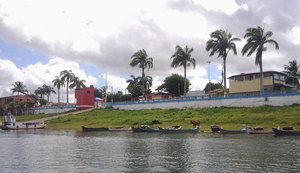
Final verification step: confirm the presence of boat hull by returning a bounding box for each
[247,130,273,134]
[81,126,109,132]
[108,127,132,132]
[272,128,300,136]
[159,126,199,134]
[219,129,247,134]
[1,122,46,130]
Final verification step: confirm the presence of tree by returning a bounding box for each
[69,76,86,89]
[242,26,279,94]
[126,75,143,98]
[206,30,240,91]
[11,81,28,96]
[130,49,153,99]
[170,45,195,96]
[60,70,75,104]
[42,84,56,102]
[284,60,299,85]
[94,86,107,99]
[156,74,190,96]
[203,82,223,93]
[52,76,65,105]
[35,87,46,99]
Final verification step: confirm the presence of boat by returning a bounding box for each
[108,127,132,132]
[159,126,199,134]
[1,113,46,130]
[211,125,221,133]
[247,127,273,134]
[132,125,159,133]
[81,126,109,132]
[219,126,251,134]
[272,128,300,136]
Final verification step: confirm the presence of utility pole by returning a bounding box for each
[207,61,211,92]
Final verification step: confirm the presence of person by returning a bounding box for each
[191,120,200,127]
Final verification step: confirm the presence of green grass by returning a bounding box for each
[8,105,300,131]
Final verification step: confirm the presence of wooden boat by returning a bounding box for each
[159,126,199,134]
[272,128,300,136]
[211,125,221,133]
[132,125,159,133]
[1,113,45,130]
[81,126,109,132]
[219,125,251,134]
[108,127,132,132]
[247,127,273,134]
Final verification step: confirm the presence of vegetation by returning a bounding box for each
[284,60,300,85]
[130,49,153,99]
[52,76,65,104]
[157,74,190,96]
[242,26,279,94]
[27,105,300,131]
[206,30,240,91]
[170,45,195,96]
[11,81,28,95]
[203,82,223,93]
[60,70,75,104]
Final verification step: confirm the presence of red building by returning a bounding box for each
[75,85,95,110]
[0,95,36,107]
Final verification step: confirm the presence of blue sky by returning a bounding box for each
[0,0,299,101]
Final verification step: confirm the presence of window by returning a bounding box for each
[245,75,254,81]
[255,74,260,78]
[264,72,272,77]
[87,91,90,94]
[235,76,244,81]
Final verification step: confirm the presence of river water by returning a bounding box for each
[0,130,299,173]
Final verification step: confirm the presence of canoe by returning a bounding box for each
[1,122,46,130]
[272,128,300,136]
[81,126,109,132]
[247,127,273,134]
[159,126,199,134]
[132,125,159,133]
[108,127,132,132]
[211,125,221,133]
[219,128,248,134]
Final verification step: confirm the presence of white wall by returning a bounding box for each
[113,95,300,110]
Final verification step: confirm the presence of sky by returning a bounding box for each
[0,0,300,102]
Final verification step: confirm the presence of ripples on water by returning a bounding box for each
[0,130,299,173]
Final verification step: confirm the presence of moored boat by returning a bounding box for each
[132,125,159,133]
[272,128,300,136]
[1,113,46,130]
[211,125,221,133]
[108,127,132,132]
[247,127,273,134]
[159,126,199,134]
[81,126,109,132]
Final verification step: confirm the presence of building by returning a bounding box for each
[228,71,293,94]
[75,85,95,110]
[0,95,36,107]
[146,92,172,101]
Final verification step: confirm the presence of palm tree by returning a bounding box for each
[52,76,65,105]
[42,84,56,102]
[130,49,153,99]
[126,75,141,86]
[242,26,279,94]
[284,60,299,85]
[11,81,28,96]
[34,87,46,99]
[170,45,196,96]
[206,30,240,92]
[60,70,75,104]
[69,76,86,89]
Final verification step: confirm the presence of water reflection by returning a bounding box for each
[0,130,299,172]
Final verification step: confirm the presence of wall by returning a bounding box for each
[113,94,300,110]
[28,106,76,114]
[229,78,273,93]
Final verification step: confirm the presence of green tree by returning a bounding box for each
[11,81,28,96]
[60,70,75,104]
[94,86,107,99]
[126,75,143,97]
[284,60,299,85]
[242,26,279,94]
[52,76,65,105]
[156,74,190,96]
[203,82,223,93]
[69,76,86,89]
[130,49,153,99]
[206,30,240,91]
[42,84,56,102]
[35,87,46,99]
[170,45,195,96]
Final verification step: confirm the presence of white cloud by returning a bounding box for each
[0,57,97,102]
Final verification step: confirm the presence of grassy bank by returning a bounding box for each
[23,105,299,131]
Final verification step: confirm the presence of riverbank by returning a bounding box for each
[14,105,298,131]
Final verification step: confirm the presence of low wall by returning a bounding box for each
[28,105,77,114]
[113,94,300,110]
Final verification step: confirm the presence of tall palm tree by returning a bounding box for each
[130,49,153,99]
[60,70,75,104]
[284,60,299,85]
[11,81,28,96]
[42,84,56,102]
[126,75,141,86]
[170,45,196,96]
[69,76,86,89]
[242,26,279,94]
[35,87,46,99]
[206,30,240,92]
[52,76,65,105]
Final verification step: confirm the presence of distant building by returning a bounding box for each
[186,90,206,97]
[146,92,172,101]
[75,85,95,110]
[228,71,293,94]
[0,95,36,107]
